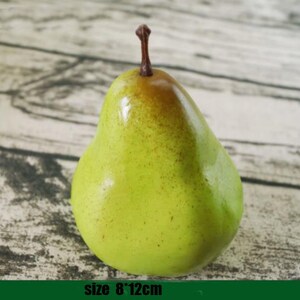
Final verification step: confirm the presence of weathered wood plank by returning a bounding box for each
[0,150,299,280]
[0,0,299,280]
[1,0,300,101]
[0,47,299,187]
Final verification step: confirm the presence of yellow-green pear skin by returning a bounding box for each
[71,67,243,277]
[72,24,243,276]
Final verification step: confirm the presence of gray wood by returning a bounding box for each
[0,0,299,280]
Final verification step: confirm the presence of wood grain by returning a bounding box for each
[0,0,299,280]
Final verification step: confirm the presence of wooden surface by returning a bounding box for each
[0,0,299,280]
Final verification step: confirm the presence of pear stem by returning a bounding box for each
[136,24,153,77]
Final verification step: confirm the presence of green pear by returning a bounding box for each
[71,24,243,276]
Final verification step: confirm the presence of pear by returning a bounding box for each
[71,24,243,276]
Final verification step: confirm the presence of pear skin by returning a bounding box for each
[71,25,243,277]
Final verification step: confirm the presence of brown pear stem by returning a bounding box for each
[135,24,153,77]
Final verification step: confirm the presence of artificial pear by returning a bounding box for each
[71,24,243,277]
